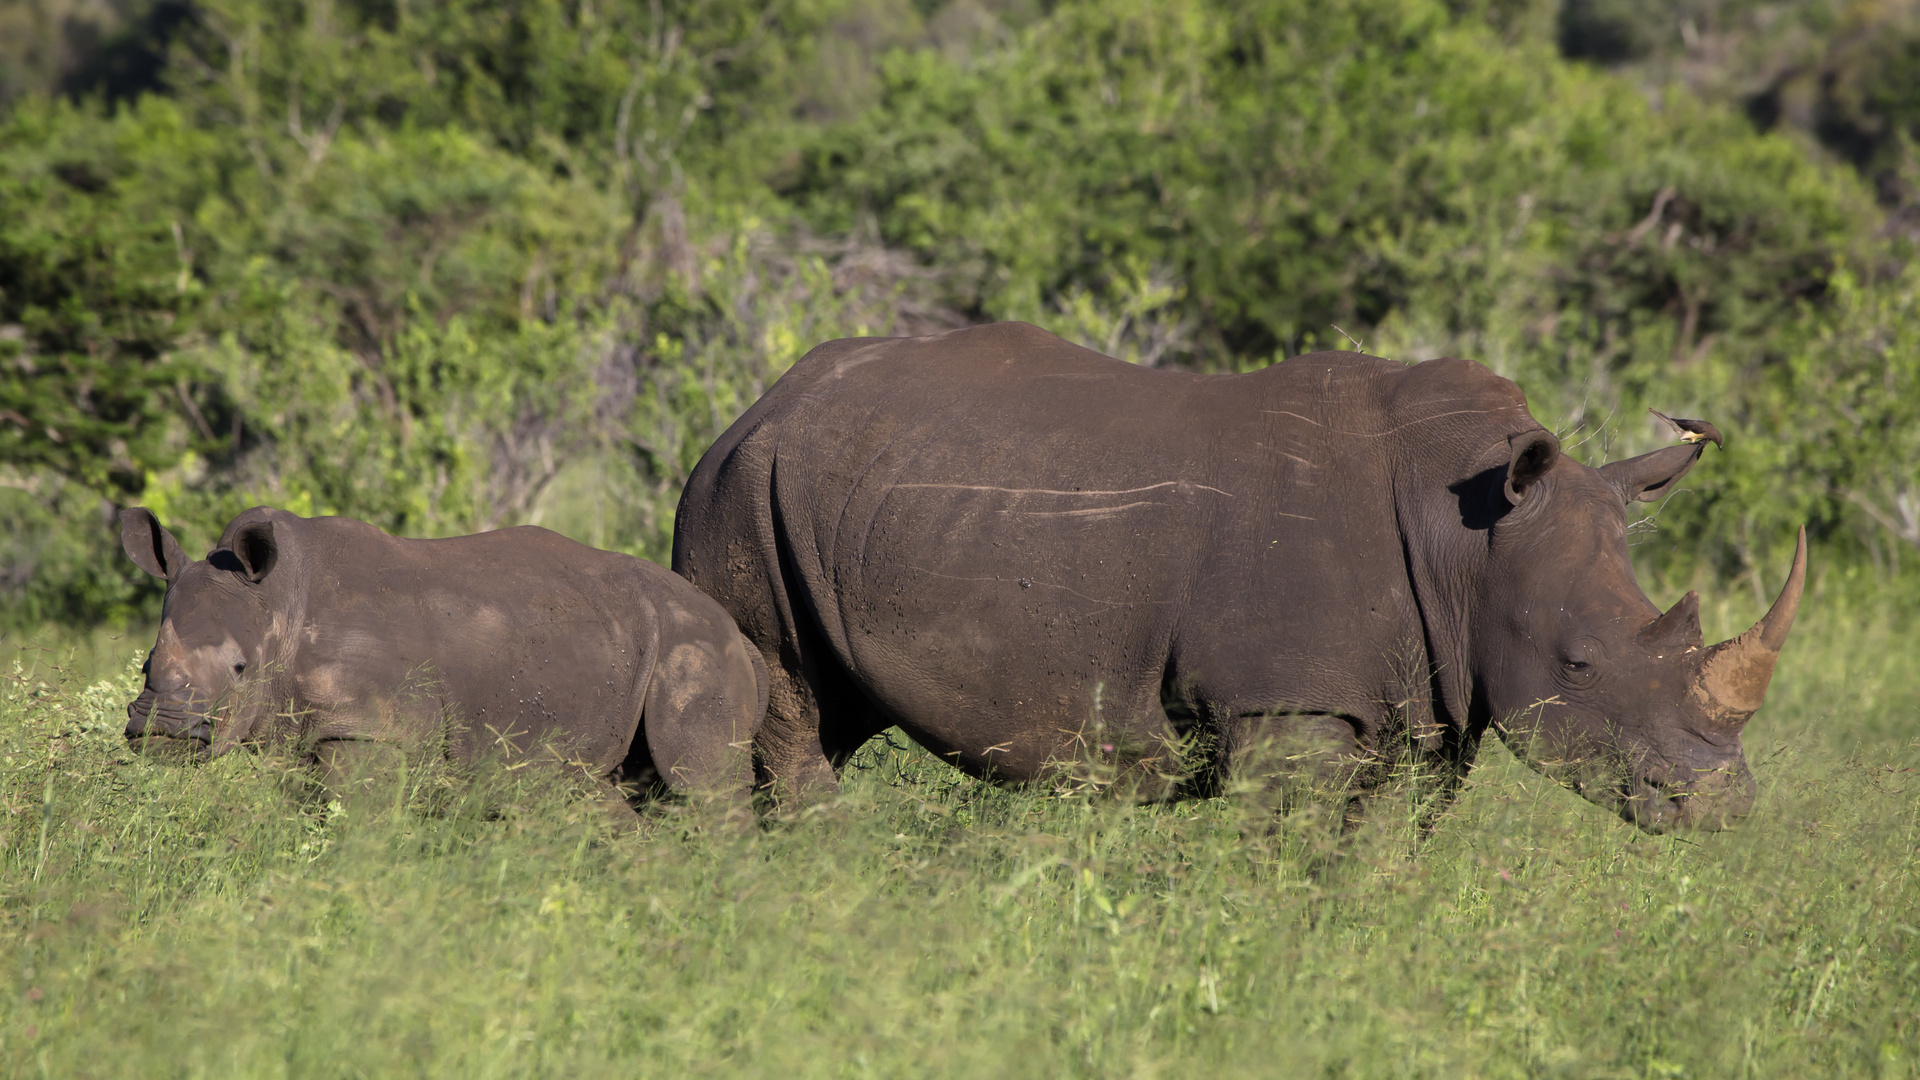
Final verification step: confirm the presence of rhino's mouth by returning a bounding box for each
[1561,761,1751,834]
[126,690,215,755]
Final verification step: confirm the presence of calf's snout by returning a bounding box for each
[125,688,215,748]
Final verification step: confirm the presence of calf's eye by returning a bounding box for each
[232,662,247,676]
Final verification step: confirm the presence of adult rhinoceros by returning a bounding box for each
[122,507,765,802]
[673,322,1805,833]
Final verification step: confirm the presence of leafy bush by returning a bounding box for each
[0,0,958,624]
[0,0,1915,629]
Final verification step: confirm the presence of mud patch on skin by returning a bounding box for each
[297,663,354,710]
[661,644,714,713]
[1694,647,1776,724]
[442,604,513,652]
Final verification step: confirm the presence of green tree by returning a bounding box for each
[0,97,218,498]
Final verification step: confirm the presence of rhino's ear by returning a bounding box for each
[230,520,279,584]
[1503,429,1560,505]
[1600,443,1704,504]
[120,508,187,581]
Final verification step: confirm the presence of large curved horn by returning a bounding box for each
[1694,527,1808,726]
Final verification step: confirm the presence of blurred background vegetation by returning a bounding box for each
[3,0,1918,629]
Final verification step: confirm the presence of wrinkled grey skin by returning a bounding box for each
[123,507,767,801]
[673,322,1805,833]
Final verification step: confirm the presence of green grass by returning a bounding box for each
[2,582,1918,1078]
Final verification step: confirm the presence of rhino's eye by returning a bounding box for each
[232,662,248,676]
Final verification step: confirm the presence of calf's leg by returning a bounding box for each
[312,738,411,809]
[640,630,764,812]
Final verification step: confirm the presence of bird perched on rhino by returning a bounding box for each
[1649,408,1723,449]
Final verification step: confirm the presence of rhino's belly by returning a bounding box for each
[824,555,1178,780]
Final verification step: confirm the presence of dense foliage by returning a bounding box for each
[2,0,1918,626]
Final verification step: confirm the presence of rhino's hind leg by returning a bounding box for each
[754,662,838,799]
[750,644,896,807]
[633,631,764,812]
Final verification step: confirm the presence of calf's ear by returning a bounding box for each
[230,520,278,584]
[121,508,187,580]
[1504,429,1560,505]
[1600,443,1704,504]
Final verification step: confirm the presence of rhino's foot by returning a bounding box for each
[754,750,842,812]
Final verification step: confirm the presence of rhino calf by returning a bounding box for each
[121,506,766,804]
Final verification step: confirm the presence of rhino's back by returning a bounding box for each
[274,516,720,761]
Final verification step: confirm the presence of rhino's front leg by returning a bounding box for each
[1229,710,1478,841]
[1226,712,1377,830]
[312,738,411,807]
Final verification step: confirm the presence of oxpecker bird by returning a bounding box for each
[1649,409,1723,450]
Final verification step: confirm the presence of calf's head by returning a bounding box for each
[122,508,287,757]
[1472,435,1804,833]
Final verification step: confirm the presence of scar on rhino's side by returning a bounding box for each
[890,481,1235,499]
[1261,408,1488,438]
[905,566,1175,609]
[994,502,1156,518]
